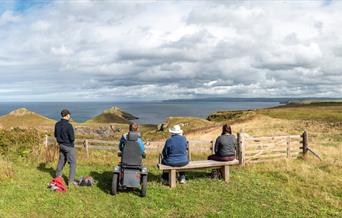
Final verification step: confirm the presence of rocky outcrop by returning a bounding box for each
[85,106,138,124]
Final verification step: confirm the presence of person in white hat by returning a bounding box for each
[161,124,189,184]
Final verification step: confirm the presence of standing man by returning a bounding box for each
[54,109,77,186]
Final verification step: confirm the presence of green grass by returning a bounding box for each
[260,108,342,122]
[259,102,342,122]
[0,155,341,218]
[209,103,342,123]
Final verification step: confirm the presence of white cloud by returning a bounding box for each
[0,10,20,26]
[0,1,341,101]
[51,45,73,56]
[31,20,50,32]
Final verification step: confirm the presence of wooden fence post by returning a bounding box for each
[44,135,49,148]
[84,139,89,158]
[286,135,290,158]
[44,135,49,163]
[302,130,308,159]
[237,132,245,165]
[211,140,215,155]
[188,143,191,161]
[237,133,240,162]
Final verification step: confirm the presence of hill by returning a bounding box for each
[259,102,342,122]
[207,102,342,123]
[84,106,138,124]
[207,110,257,123]
[0,108,55,128]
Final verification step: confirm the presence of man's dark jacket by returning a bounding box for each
[54,119,75,147]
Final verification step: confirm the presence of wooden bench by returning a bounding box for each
[157,159,239,188]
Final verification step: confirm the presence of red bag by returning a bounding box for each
[48,177,68,192]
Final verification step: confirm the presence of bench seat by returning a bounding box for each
[157,159,239,188]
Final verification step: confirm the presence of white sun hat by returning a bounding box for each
[169,124,183,135]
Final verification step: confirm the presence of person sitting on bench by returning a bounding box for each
[119,122,145,155]
[161,125,189,184]
[208,124,236,162]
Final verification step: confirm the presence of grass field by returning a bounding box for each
[0,153,341,218]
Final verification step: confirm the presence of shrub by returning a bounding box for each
[0,128,43,157]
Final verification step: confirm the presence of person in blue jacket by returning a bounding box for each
[161,124,189,184]
[119,122,145,154]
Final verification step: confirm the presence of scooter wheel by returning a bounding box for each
[140,174,147,197]
[111,173,118,195]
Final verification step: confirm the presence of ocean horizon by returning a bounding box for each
[0,101,281,124]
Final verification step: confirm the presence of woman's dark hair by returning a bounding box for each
[129,122,139,132]
[221,124,232,135]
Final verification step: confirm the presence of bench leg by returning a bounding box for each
[222,165,230,183]
[169,169,177,188]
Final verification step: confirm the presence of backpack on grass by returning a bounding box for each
[47,177,68,192]
[78,176,95,186]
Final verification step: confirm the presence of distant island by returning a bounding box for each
[163,97,342,104]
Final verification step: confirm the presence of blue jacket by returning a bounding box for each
[119,132,145,154]
[162,134,188,166]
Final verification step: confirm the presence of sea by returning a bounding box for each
[0,101,281,124]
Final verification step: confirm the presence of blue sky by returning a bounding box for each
[0,0,341,102]
[14,0,51,11]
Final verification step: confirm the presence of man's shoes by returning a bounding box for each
[179,178,186,184]
[68,181,79,187]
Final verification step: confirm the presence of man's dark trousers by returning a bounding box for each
[56,144,76,183]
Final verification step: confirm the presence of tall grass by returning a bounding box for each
[0,156,14,181]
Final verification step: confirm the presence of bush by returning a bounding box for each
[0,128,43,157]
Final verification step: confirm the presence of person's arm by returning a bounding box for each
[68,124,75,143]
[162,139,170,157]
[119,135,125,152]
[137,138,145,154]
[231,135,237,149]
[54,123,58,138]
[214,136,220,154]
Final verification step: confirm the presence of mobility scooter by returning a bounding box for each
[111,132,148,197]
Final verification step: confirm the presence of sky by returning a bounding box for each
[0,0,341,102]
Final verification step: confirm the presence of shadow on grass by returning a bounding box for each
[37,163,55,178]
[37,163,68,182]
[90,171,112,194]
[90,170,146,196]
[90,168,212,194]
[148,170,212,183]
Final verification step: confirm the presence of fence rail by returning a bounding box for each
[44,130,310,164]
[237,131,308,165]
[44,136,214,158]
